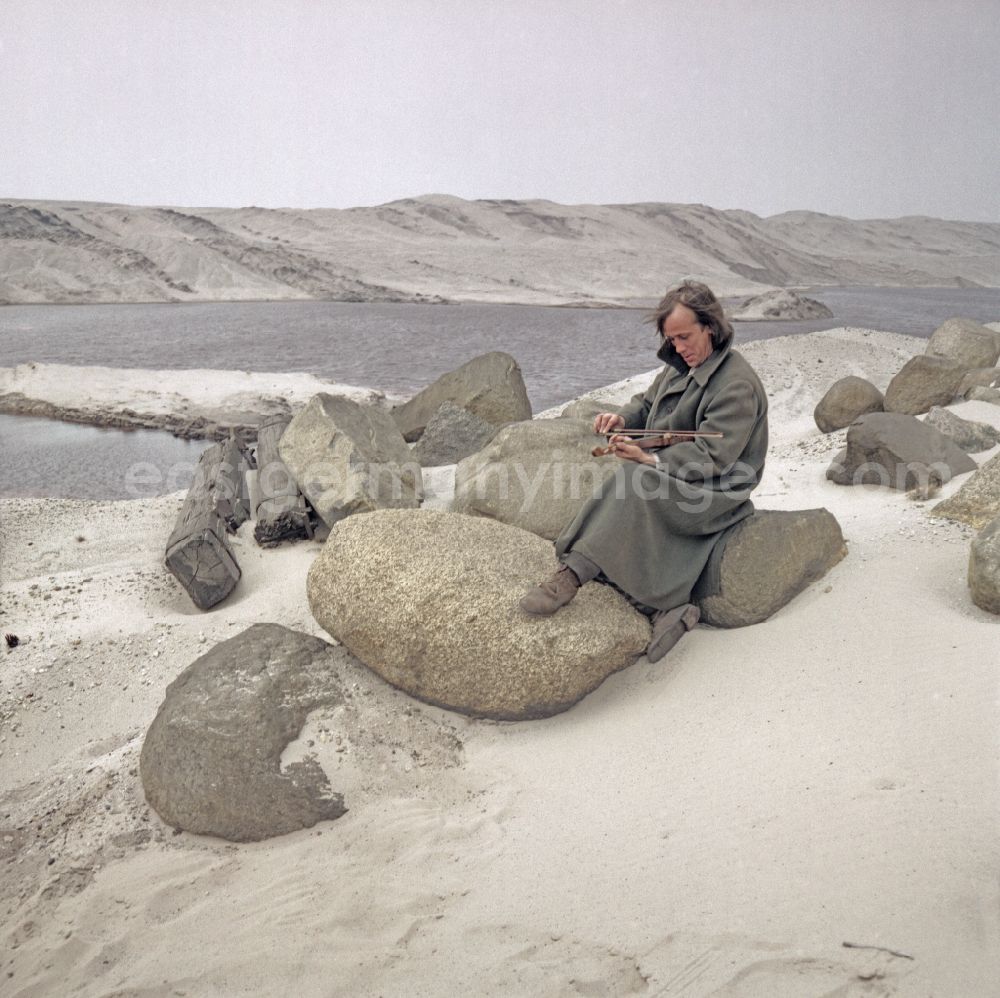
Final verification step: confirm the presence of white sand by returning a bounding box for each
[2,327,999,996]
[0,363,383,429]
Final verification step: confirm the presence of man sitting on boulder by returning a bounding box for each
[519,280,769,661]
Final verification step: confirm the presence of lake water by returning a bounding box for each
[2,286,1000,499]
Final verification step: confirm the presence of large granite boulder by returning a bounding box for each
[969,516,1000,615]
[924,406,1000,453]
[692,509,846,627]
[826,412,977,491]
[926,317,1000,370]
[307,509,650,721]
[813,376,884,433]
[140,624,348,842]
[412,401,497,467]
[883,356,966,415]
[453,418,613,540]
[931,452,1000,529]
[278,393,422,528]
[957,368,1000,398]
[392,351,532,442]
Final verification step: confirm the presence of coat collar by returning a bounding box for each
[658,339,733,387]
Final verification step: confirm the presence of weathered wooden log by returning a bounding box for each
[252,418,313,547]
[165,439,251,610]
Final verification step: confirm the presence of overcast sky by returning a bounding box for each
[3,0,998,221]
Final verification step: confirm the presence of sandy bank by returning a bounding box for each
[1,327,999,996]
[0,364,383,440]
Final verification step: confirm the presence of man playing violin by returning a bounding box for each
[519,279,769,662]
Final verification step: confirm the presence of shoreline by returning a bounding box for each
[2,281,999,312]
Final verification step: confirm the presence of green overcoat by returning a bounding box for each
[554,341,768,611]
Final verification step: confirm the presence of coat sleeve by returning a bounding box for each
[654,377,763,482]
[617,369,666,430]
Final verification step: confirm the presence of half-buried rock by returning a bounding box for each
[826,412,977,491]
[308,509,651,721]
[278,393,422,528]
[140,623,349,842]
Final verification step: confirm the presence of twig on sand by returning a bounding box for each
[842,941,914,960]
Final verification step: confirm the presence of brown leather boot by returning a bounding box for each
[518,565,581,616]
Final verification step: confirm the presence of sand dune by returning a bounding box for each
[3,195,999,306]
[1,326,998,995]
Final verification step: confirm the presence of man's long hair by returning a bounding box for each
[646,280,734,363]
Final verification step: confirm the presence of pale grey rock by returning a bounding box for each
[729,288,833,321]
[813,376,884,433]
[883,355,967,415]
[693,509,846,627]
[392,351,532,442]
[559,398,621,421]
[140,624,348,842]
[453,418,614,540]
[924,406,1000,453]
[278,393,422,528]
[926,317,1000,369]
[932,452,1000,529]
[957,368,1000,398]
[412,401,497,467]
[969,516,1000,615]
[826,412,977,491]
[307,509,650,721]
[967,386,1000,406]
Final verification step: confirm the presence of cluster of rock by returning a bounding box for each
[164,351,531,609]
[147,339,856,840]
[813,316,1000,615]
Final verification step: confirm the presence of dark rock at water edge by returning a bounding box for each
[969,516,1000,615]
[814,376,884,433]
[392,351,532,442]
[412,401,497,467]
[693,509,847,628]
[140,623,349,842]
[826,412,977,491]
[884,355,967,415]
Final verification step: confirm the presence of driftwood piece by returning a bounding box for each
[253,418,312,547]
[165,439,251,610]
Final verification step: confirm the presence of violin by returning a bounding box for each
[591,428,723,458]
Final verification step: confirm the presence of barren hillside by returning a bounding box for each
[2,194,999,305]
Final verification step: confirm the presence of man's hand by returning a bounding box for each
[608,436,656,465]
[593,412,625,434]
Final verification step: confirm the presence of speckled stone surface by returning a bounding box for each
[307,509,650,720]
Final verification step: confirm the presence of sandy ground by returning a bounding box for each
[1,327,998,997]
